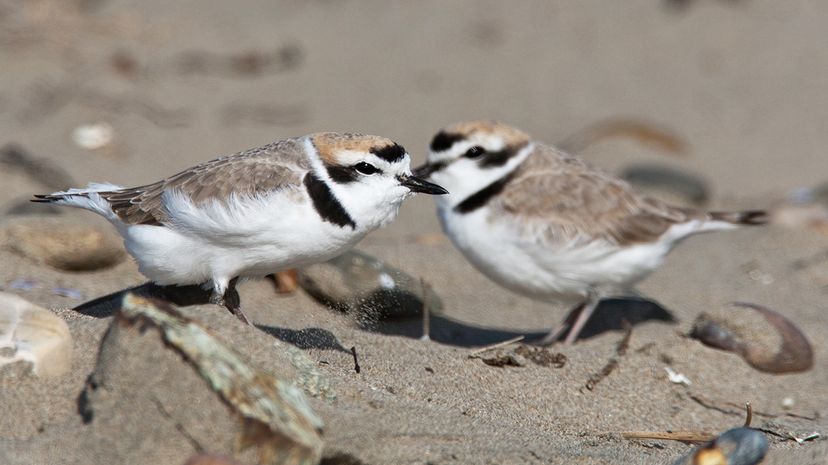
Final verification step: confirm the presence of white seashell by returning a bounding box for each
[0,292,72,377]
[71,122,114,150]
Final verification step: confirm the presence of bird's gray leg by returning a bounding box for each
[562,293,600,345]
[537,301,585,346]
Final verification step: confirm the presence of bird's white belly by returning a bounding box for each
[122,191,364,286]
[439,207,671,302]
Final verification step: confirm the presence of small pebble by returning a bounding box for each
[690,302,813,374]
[298,250,443,321]
[7,278,40,291]
[664,367,691,386]
[671,427,768,465]
[72,122,114,150]
[51,287,83,300]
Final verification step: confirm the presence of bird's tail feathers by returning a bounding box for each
[708,209,768,226]
[32,183,123,221]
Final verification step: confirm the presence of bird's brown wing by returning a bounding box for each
[99,138,309,226]
[491,144,701,246]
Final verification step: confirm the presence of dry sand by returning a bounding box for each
[1,1,827,464]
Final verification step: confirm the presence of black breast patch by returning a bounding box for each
[304,172,356,229]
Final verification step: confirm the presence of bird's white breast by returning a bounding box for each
[123,188,369,285]
[438,205,675,303]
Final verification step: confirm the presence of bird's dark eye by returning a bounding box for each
[354,162,379,175]
[464,146,485,158]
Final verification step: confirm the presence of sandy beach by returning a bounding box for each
[1,1,826,463]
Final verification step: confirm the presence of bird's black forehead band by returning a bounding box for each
[370,143,406,163]
[429,131,465,152]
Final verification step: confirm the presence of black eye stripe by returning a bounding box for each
[430,131,464,152]
[479,142,528,167]
[326,165,358,183]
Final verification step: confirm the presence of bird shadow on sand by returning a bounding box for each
[256,325,350,352]
[72,284,675,349]
[72,282,213,318]
[71,282,353,353]
[358,296,677,347]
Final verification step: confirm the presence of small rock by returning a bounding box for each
[298,250,443,321]
[479,350,526,367]
[72,122,114,150]
[78,294,323,465]
[0,292,72,378]
[0,216,125,271]
[671,427,768,465]
[690,302,813,374]
[7,278,40,291]
[268,269,299,294]
[513,345,567,368]
[50,287,84,300]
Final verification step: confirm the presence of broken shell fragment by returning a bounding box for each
[671,427,768,465]
[0,292,72,377]
[297,250,442,321]
[690,302,813,374]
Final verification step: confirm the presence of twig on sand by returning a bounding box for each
[468,335,525,357]
[620,431,716,444]
[744,402,753,427]
[688,393,817,421]
[582,321,633,392]
[350,346,361,374]
[616,320,633,356]
[419,277,431,342]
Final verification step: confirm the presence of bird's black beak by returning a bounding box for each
[398,174,448,195]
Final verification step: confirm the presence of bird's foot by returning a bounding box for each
[226,305,252,325]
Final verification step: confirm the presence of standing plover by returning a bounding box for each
[34,132,447,324]
[414,121,765,345]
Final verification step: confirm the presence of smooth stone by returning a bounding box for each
[671,427,768,465]
[0,216,125,271]
[690,302,813,374]
[298,249,443,322]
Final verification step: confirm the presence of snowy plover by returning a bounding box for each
[34,133,447,323]
[414,121,765,345]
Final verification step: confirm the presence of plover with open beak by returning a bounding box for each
[414,121,766,345]
[34,132,447,324]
